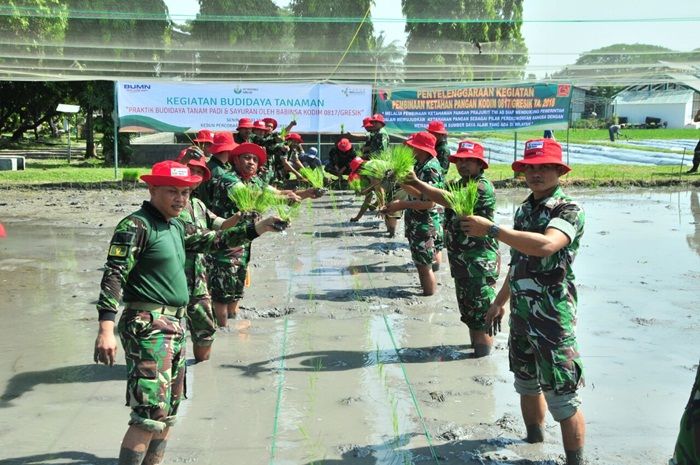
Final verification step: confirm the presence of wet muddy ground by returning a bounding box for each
[0,187,698,465]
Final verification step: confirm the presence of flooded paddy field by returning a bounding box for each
[0,187,698,465]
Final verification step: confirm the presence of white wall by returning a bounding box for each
[613,101,693,128]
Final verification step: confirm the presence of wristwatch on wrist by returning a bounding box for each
[487,223,501,239]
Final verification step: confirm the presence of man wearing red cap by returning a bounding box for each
[177,154,244,362]
[462,139,586,465]
[234,117,254,144]
[194,131,237,206]
[383,131,444,296]
[427,120,450,174]
[94,160,282,465]
[192,129,215,157]
[325,138,357,178]
[362,113,390,159]
[273,132,304,185]
[208,143,319,325]
[404,140,499,357]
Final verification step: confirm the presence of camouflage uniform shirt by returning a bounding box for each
[405,156,444,235]
[444,174,499,279]
[508,186,585,324]
[435,139,451,174]
[178,197,224,298]
[363,127,389,158]
[193,156,230,206]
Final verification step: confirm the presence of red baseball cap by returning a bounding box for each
[185,157,211,182]
[512,139,570,174]
[285,132,303,144]
[337,138,352,152]
[230,142,267,166]
[370,113,385,126]
[253,120,271,132]
[140,160,202,187]
[427,120,448,135]
[209,131,238,154]
[193,129,215,143]
[404,131,437,157]
[449,140,488,169]
[262,117,278,130]
[237,117,255,130]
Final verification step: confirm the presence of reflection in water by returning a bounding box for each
[687,191,700,255]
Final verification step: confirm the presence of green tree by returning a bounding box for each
[368,32,405,84]
[401,0,527,82]
[290,0,375,78]
[190,0,292,80]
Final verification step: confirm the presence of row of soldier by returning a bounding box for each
[93,112,592,465]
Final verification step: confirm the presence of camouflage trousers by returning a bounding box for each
[405,219,437,266]
[186,295,216,346]
[208,244,249,303]
[433,208,445,252]
[454,276,496,331]
[508,311,584,395]
[118,310,186,432]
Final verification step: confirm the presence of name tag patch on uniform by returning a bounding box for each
[108,244,129,258]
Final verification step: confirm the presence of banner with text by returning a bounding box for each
[117,81,372,133]
[375,83,572,133]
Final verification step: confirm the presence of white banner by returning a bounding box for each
[116,81,372,133]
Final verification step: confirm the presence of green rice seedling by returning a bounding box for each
[391,395,400,438]
[299,167,325,189]
[360,154,392,179]
[386,145,415,182]
[252,187,277,214]
[348,177,368,194]
[122,169,139,182]
[443,180,479,216]
[227,183,259,212]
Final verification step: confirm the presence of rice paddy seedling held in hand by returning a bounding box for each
[228,183,259,212]
[252,187,277,214]
[299,167,325,189]
[443,179,479,216]
[386,145,415,182]
[360,157,392,180]
[272,197,301,223]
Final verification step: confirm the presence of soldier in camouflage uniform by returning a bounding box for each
[462,139,586,465]
[382,131,444,296]
[94,160,282,465]
[207,142,320,327]
[426,120,451,270]
[176,153,245,362]
[234,117,254,144]
[362,113,390,160]
[192,131,236,206]
[191,129,214,157]
[670,362,700,465]
[403,140,499,357]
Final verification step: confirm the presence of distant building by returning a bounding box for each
[612,79,700,129]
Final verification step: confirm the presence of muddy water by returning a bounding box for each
[0,187,698,465]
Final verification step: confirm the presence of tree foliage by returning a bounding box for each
[402,0,527,81]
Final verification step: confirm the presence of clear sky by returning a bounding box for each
[163,0,700,78]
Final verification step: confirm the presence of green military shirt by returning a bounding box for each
[444,174,499,278]
[364,127,389,158]
[435,139,451,174]
[671,364,700,465]
[328,147,357,173]
[179,197,224,298]
[405,156,444,228]
[234,132,250,144]
[508,186,585,322]
[97,201,256,321]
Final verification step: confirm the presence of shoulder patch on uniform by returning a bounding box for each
[108,244,129,258]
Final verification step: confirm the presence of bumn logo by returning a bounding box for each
[124,84,151,92]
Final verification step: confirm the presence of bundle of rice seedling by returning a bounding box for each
[252,187,278,214]
[359,151,392,179]
[443,180,479,216]
[299,167,325,189]
[386,144,415,182]
[348,177,367,194]
[272,197,301,223]
[228,183,259,212]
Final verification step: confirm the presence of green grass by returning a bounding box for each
[479,127,699,143]
[483,163,693,183]
[0,158,146,185]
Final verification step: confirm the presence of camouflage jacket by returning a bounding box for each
[435,139,451,174]
[193,156,230,207]
[96,201,255,321]
[179,197,224,297]
[444,174,499,278]
[508,186,585,320]
[207,170,267,264]
[363,127,389,158]
[405,156,444,233]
